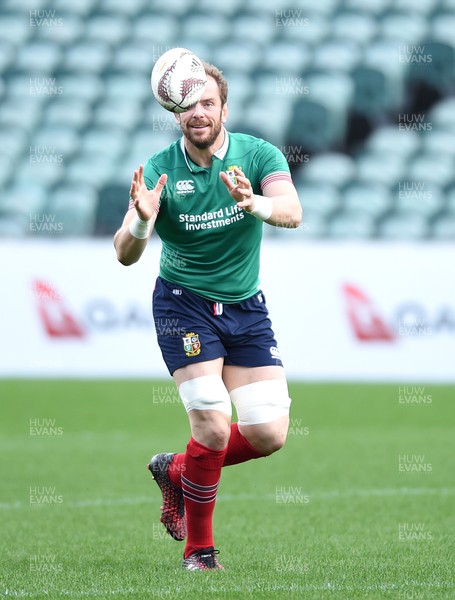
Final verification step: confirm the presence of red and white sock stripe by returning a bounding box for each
[181,474,219,504]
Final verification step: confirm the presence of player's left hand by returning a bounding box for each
[220,167,255,212]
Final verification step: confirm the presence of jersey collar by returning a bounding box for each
[179,128,229,172]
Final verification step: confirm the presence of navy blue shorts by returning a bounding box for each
[152,277,283,375]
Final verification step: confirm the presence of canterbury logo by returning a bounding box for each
[176,180,195,193]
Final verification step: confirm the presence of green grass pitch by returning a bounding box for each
[0,380,454,599]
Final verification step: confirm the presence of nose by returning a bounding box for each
[190,101,204,118]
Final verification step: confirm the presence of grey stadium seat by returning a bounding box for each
[63,41,112,74]
[429,98,455,133]
[94,182,130,235]
[53,0,96,16]
[46,184,99,236]
[80,128,128,161]
[295,181,340,218]
[144,0,192,17]
[132,14,179,45]
[367,127,421,159]
[0,98,42,131]
[289,73,354,152]
[212,43,261,74]
[431,12,455,45]
[36,14,84,44]
[407,154,454,187]
[446,187,455,213]
[195,0,246,17]
[0,188,45,236]
[94,98,143,132]
[1,182,48,219]
[1,126,29,162]
[242,98,294,147]
[15,156,64,188]
[331,12,378,46]
[34,125,80,158]
[98,0,148,16]
[312,40,362,72]
[113,43,154,74]
[392,0,439,14]
[104,73,151,101]
[299,213,328,239]
[65,154,115,188]
[0,154,13,188]
[278,13,329,46]
[327,212,376,239]
[262,42,312,75]
[378,213,429,240]
[221,72,254,108]
[432,217,455,240]
[344,0,392,14]
[43,98,92,129]
[0,216,30,237]
[356,152,407,186]
[407,41,455,91]
[277,0,338,13]
[394,182,445,219]
[84,14,130,45]
[342,182,392,219]
[352,40,407,116]
[57,74,105,103]
[8,74,58,99]
[15,41,62,73]
[422,130,455,158]
[171,40,211,64]
[302,153,356,187]
[0,40,15,71]
[380,12,428,45]
[0,14,31,46]
[229,14,277,45]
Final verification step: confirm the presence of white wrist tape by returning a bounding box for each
[250,196,273,221]
[128,215,152,239]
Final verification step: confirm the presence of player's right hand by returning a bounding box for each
[129,165,167,221]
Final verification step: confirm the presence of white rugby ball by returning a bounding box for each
[151,48,207,113]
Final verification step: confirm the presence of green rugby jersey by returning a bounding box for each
[142,131,291,303]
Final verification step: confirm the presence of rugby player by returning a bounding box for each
[114,62,302,570]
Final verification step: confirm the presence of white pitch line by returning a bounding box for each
[0,487,453,511]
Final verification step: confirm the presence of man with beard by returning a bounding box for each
[114,62,302,570]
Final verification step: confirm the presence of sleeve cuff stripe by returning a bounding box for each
[260,171,293,190]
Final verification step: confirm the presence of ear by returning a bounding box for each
[221,102,228,124]
[174,113,181,123]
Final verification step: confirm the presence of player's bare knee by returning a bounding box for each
[242,420,288,456]
[190,410,230,449]
[202,425,230,450]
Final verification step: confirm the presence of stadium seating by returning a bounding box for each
[0,0,454,239]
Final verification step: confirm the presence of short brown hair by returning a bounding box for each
[202,61,228,106]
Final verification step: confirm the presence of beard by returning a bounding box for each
[181,114,224,150]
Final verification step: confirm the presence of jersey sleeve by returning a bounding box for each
[254,140,293,193]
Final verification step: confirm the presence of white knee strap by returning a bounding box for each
[230,380,291,426]
[178,375,232,417]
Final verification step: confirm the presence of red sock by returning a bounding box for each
[223,422,264,466]
[168,423,264,488]
[182,438,227,558]
[168,453,185,487]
